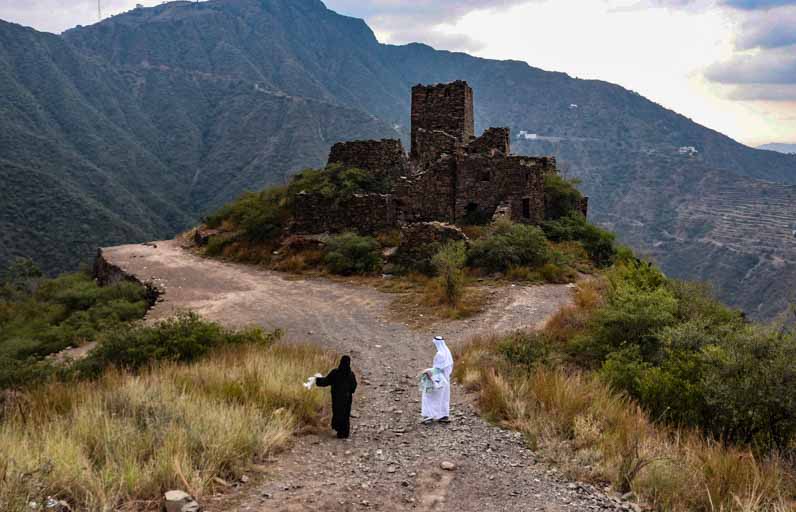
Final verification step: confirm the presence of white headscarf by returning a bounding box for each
[432,336,454,371]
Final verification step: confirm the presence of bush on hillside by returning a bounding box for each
[0,271,149,388]
[468,221,550,273]
[75,313,280,377]
[206,187,289,243]
[543,213,617,267]
[287,164,390,202]
[323,233,382,275]
[432,241,467,306]
[544,174,584,220]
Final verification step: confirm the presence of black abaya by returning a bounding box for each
[315,356,357,438]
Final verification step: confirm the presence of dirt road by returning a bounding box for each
[101,240,631,512]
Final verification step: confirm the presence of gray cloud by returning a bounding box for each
[707,45,796,84]
[721,0,796,9]
[735,6,796,48]
[325,0,529,51]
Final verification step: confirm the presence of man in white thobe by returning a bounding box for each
[421,336,454,424]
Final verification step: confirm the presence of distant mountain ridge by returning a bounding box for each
[759,143,796,155]
[1,0,794,319]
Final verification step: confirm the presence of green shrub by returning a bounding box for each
[76,313,280,376]
[701,327,796,451]
[206,187,289,243]
[543,213,616,267]
[324,233,382,275]
[498,331,550,371]
[287,164,389,201]
[468,222,550,273]
[0,272,149,388]
[544,174,584,220]
[432,241,467,306]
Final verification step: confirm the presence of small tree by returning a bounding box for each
[324,233,382,275]
[432,241,467,306]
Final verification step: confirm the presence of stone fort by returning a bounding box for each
[292,80,583,233]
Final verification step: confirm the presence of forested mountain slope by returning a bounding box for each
[2,0,794,318]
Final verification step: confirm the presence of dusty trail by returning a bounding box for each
[102,240,631,512]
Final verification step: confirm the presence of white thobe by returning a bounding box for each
[421,365,452,419]
[421,338,454,419]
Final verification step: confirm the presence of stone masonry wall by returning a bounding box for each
[411,81,474,161]
[395,156,457,223]
[467,127,510,156]
[291,192,397,234]
[454,155,549,224]
[327,139,409,181]
[410,129,461,170]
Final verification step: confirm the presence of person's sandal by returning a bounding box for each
[421,417,434,425]
[438,416,451,424]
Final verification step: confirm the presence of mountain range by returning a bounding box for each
[1,0,794,319]
[759,143,796,155]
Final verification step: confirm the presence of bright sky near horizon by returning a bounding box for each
[1,0,794,147]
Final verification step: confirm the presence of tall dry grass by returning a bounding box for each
[456,335,795,512]
[0,343,334,512]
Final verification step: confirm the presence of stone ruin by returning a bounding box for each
[291,80,585,235]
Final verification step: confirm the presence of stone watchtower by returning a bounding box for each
[410,81,475,163]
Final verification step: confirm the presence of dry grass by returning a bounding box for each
[455,334,795,512]
[384,272,490,325]
[0,343,335,512]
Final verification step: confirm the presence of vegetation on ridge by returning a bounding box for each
[455,260,796,511]
[0,261,149,388]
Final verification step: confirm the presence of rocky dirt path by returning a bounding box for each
[101,240,634,512]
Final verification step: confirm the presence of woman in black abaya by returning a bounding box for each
[315,355,358,438]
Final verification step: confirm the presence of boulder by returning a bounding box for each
[392,222,468,271]
[163,490,201,512]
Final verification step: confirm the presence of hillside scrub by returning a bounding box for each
[455,334,794,511]
[544,174,584,220]
[543,213,617,267]
[0,340,335,512]
[0,265,149,388]
[324,232,382,275]
[287,164,390,201]
[454,261,796,510]
[467,220,551,273]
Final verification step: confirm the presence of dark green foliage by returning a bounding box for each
[588,261,795,452]
[544,174,583,220]
[543,213,617,267]
[75,313,280,377]
[287,165,390,203]
[468,222,550,273]
[0,271,148,388]
[205,187,289,244]
[324,233,382,275]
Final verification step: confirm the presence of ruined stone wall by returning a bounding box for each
[291,192,397,234]
[395,156,457,224]
[467,127,510,156]
[327,139,409,181]
[454,155,549,224]
[410,81,474,161]
[410,129,461,170]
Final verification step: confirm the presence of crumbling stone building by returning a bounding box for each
[292,80,578,234]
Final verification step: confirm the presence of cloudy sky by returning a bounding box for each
[1,0,794,146]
